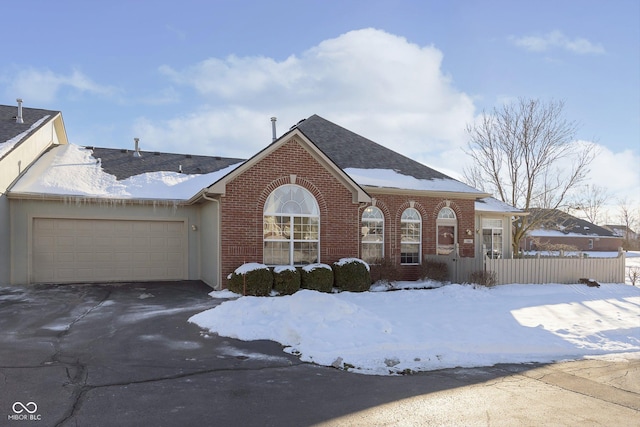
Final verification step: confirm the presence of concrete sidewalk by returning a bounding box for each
[1,282,638,426]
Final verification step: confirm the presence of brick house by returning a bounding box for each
[3,103,521,287]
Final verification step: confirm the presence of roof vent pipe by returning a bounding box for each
[16,98,24,124]
[133,138,142,157]
[270,117,277,142]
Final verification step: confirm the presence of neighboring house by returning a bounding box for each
[604,225,638,239]
[4,103,523,288]
[0,101,68,285]
[521,209,622,252]
[603,224,640,250]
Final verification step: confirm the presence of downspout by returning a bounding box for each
[202,192,222,289]
[357,202,368,259]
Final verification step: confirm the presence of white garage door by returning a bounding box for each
[32,218,187,283]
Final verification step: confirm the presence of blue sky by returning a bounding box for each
[2,0,638,215]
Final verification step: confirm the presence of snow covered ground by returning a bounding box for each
[190,252,640,375]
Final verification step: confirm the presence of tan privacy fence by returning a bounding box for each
[425,250,626,285]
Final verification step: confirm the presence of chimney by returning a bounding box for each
[133,138,142,157]
[16,98,24,124]
[271,117,277,142]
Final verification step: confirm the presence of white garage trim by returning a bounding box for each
[29,216,188,284]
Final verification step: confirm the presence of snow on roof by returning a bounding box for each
[528,229,618,238]
[0,115,50,159]
[9,143,243,200]
[343,168,485,194]
[475,197,524,214]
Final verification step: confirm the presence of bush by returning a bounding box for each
[227,263,273,296]
[273,266,301,295]
[300,264,334,293]
[369,257,400,284]
[469,270,498,287]
[420,260,449,282]
[628,266,640,286]
[332,258,371,292]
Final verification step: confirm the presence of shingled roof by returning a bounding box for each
[88,147,245,180]
[295,114,450,181]
[528,209,615,237]
[0,103,59,158]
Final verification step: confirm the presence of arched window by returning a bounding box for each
[263,184,320,265]
[361,206,384,263]
[437,207,457,254]
[401,208,421,264]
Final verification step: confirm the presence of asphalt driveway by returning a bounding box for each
[1,281,638,426]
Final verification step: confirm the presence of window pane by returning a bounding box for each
[363,206,383,220]
[438,207,456,219]
[293,217,319,240]
[264,241,290,265]
[362,243,383,263]
[264,216,290,240]
[264,184,319,215]
[401,222,420,242]
[482,218,502,228]
[400,243,420,264]
[362,220,383,242]
[401,208,420,221]
[293,241,318,265]
[483,225,503,258]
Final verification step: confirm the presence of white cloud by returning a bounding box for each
[145,28,475,159]
[585,143,640,203]
[135,28,636,211]
[510,30,605,55]
[6,67,118,104]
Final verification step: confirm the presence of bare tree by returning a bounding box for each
[569,184,610,224]
[618,198,639,250]
[464,98,597,254]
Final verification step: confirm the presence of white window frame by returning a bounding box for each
[263,184,320,266]
[482,218,503,258]
[361,206,384,263]
[401,208,421,265]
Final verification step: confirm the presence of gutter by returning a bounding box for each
[201,192,223,290]
[361,185,492,200]
[5,191,190,206]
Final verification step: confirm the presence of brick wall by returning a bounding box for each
[218,137,478,284]
[219,138,359,282]
[368,193,476,280]
[522,235,623,252]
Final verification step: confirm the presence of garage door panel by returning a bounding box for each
[32,218,186,284]
[56,252,75,262]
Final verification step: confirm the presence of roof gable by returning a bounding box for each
[0,104,62,159]
[201,128,370,204]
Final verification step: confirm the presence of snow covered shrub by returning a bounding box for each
[469,270,498,287]
[227,263,273,296]
[420,261,448,282]
[300,263,333,293]
[272,266,301,295]
[369,257,400,284]
[332,258,371,292]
